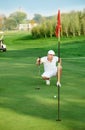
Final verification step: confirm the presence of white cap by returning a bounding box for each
[48,50,55,55]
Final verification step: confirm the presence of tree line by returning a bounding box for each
[0,9,85,38]
[31,9,85,38]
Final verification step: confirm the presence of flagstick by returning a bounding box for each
[57,84,61,121]
[55,9,61,121]
[56,28,61,121]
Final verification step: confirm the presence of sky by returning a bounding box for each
[0,0,85,19]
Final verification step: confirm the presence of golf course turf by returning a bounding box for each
[0,31,85,130]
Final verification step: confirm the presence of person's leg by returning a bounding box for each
[41,72,50,85]
[42,76,50,85]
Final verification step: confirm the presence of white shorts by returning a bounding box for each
[41,68,57,78]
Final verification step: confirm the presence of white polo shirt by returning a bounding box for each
[41,56,58,78]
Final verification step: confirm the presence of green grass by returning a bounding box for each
[0,31,85,130]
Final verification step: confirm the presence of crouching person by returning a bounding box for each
[36,50,62,86]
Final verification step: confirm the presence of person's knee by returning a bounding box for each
[42,76,50,80]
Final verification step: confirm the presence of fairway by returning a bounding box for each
[0,32,85,130]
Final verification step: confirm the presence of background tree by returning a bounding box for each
[39,22,47,38]
[69,11,81,36]
[5,18,17,30]
[33,14,45,24]
[9,11,27,25]
[61,13,70,37]
[80,9,85,35]
[0,16,3,30]
[0,15,6,30]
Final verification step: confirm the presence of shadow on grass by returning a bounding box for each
[0,48,49,59]
[1,38,85,59]
[16,34,34,41]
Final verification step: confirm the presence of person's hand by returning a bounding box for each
[36,58,41,65]
[57,81,61,87]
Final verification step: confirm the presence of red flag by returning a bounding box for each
[55,10,61,37]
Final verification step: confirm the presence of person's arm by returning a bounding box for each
[58,57,62,64]
[58,58,62,66]
[36,57,41,65]
[57,57,62,87]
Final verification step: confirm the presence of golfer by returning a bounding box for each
[36,50,62,86]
